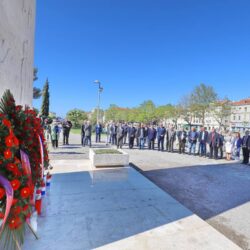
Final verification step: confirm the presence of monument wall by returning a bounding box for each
[0,0,36,106]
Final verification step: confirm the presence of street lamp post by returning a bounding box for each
[94,80,103,123]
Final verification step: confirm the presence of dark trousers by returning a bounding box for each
[117,136,123,149]
[199,141,206,156]
[179,140,186,154]
[167,139,174,152]
[242,147,250,164]
[136,138,139,147]
[63,131,69,144]
[52,139,58,148]
[148,139,155,150]
[158,137,164,151]
[84,136,91,147]
[210,145,218,159]
[81,135,85,145]
[112,134,117,145]
[96,133,101,143]
[219,146,223,159]
[129,137,135,149]
[123,133,128,144]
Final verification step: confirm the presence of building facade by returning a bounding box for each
[230,98,250,131]
[0,0,36,106]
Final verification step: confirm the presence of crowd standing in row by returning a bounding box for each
[80,121,250,165]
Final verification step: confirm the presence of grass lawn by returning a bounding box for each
[71,128,81,134]
[94,149,122,154]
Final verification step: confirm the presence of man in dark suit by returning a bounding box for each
[167,126,176,152]
[242,130,250,164]
[110,123,117,145]
[147,125,157,150]
[128,123,136,149]
[218,131,224,159]
[198,126,208,157]
[62,119,72,145]
[177,128,187,154]
[137,123,147,150]
[95,122,102,143]
[157,123,166,151]
[208,127,220,159]
[188,127,198,155]
[117,123,125,149]
[83,121,92,147]
[81,121,86,146]
[123,123,128,144]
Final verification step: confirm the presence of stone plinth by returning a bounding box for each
[89,148,129,167]
[0,0,36,106]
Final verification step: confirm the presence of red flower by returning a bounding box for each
[5,135,13,147]
[15,105,22,112]
[12,206,22,216]
[0,211,4,219]
[9,217,21,230]
[2,119,11,128]
[4,149,13,159]
[6,163,20,176]
[12,136,19,146]
[23,204,29,212]
[20,187,31,199]
[0,187,5,199]
[10,179,21,191]
[12,198,18,206]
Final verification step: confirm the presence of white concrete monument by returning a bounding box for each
[0,0,36,106]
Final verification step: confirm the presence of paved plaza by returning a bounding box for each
[23,134,250,249]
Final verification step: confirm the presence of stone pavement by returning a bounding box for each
[124,148,250,249]
[23,161,240,250]
[22,133,249,249]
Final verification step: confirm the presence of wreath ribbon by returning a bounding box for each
[0,175,13,233]
[38,135,44,178]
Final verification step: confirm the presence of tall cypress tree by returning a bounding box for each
[41,78,50,117]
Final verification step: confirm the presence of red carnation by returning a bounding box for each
[20,187,31,199]
[9,216,21,230]
[12,206,22,216]
[10,179,21,191]
[4,149,13,159]
[2,119,11,128]
[23,204,29,212]
[5,135,13,147]
[0,187,5,199]
[6,163,18,173]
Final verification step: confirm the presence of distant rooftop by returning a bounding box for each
[232,98,250,106]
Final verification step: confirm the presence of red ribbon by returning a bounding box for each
[20,150,32,187]
[20,150,35,206]
[38,135,44,178]
[0,175,13,234]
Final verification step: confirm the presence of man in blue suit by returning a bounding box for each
[95,122,102,143]
[157,123,166,151]
[198,126,208,157]
[188,127,198,155]
[147,124,157,150]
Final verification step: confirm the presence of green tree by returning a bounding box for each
[66,109,88,128]
[190,83,218,125]
[33,67,42,99]
[41,78,50,118]
[137,100,156,123]
[211,99,231,130]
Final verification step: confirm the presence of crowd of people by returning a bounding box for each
[80,121,250,165]
[44,119,73,148]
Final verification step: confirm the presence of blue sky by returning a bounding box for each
[33,0,250,117]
